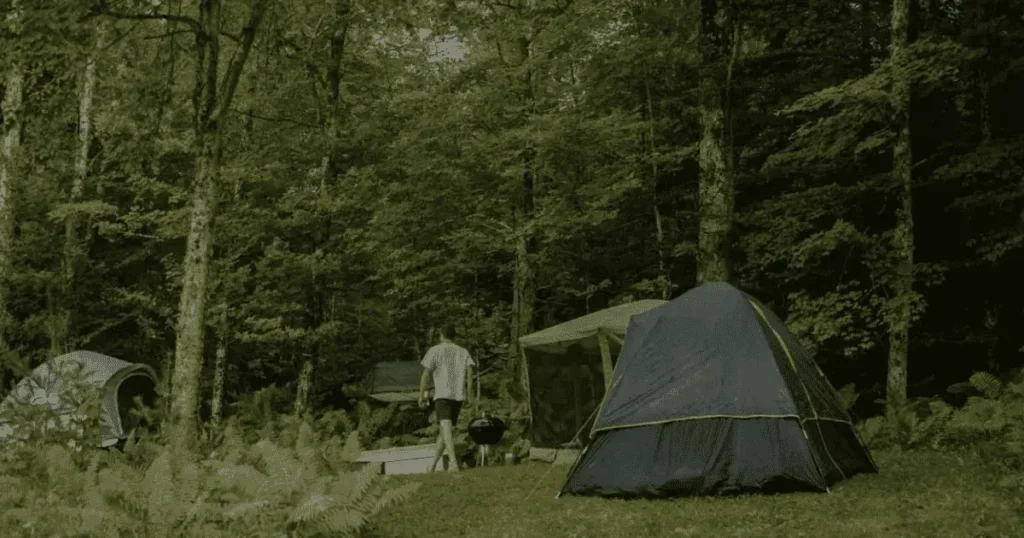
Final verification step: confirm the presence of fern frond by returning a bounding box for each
[339,430,362,462]
[222,499,271,521]
[970,371,1003,399]
[143,451,180,529]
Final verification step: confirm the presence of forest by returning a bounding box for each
[0,0,1022,536]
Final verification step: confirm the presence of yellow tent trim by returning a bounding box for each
[747,299,848,480]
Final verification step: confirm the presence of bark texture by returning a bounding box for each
[885,0,914,421]
[696,0,736,284]
[0,54,23,389]
[171,0,268,451]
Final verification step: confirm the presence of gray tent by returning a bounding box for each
[519,300,667,448]
[0,350,158,447]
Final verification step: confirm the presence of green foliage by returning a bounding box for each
[355,401,401,448]
[0,420,419,537]
[859,371,1024,483]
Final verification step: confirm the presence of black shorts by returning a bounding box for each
[434,398,463,425]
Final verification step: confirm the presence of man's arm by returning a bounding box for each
[465,363,473,404]
[419,349,434,406]
[419,368,432,397]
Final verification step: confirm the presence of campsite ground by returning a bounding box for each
[374,450,1022,538]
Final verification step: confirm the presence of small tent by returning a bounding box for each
[560,282,877,498]
[0,350,158,448]
[366,361,432,402]
[519,300,667,449]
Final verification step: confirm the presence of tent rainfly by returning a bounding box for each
[0,350,158,448]
[559,282,877,498]
[518,300,667,449]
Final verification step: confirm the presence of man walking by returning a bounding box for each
[418,324,474,472]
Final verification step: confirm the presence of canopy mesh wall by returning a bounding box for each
[524,338,622,448]
[520,300,665,448]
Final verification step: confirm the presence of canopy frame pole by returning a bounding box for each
[597,331,613,391]
[519,345,533,436]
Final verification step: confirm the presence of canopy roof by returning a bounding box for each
[519,300,667,354]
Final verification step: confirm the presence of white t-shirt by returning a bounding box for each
[421,342,474,401]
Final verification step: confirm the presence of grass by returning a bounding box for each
[374,450,1023,538]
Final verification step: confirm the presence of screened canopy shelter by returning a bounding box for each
[519,299,667,448]
[560,283,877,498]
[0,350,158,448]
[366,361,432,403]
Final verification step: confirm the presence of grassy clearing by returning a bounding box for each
[375,450,1023,538]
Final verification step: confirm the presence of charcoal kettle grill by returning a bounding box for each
[466,368,507,466]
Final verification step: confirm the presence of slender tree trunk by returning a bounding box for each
[0,49,23,390]
[294,0,351,419]
[510,34,538,391]
[294,351,315,417]
[885,0,914,421]
[57,25,105,356]
[171,0,268,452]
[209,296,227,426]
[963,0,991,143]
[643,75,670,299]
[696,0,736,284]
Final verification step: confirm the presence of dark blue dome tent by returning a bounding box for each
[558,282,877,498]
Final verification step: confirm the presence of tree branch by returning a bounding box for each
[212,0,271,125]
[94,0,201,32]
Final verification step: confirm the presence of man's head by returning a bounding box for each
[440,324,456,342]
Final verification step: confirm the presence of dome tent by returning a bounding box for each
[519,299,667,449]
[0,350,158,448]
[559,282,877,498]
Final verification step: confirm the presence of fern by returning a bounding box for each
[969,371,1003,399]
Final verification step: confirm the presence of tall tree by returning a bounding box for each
[885,0,914,419]
[294,0,352,418]
[696,0,736,284]
[168,0,270,450]
[0,3,25,389]
[58,23,106,356]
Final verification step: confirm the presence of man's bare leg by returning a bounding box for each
[428,433,444,472]
[439,419,459,472]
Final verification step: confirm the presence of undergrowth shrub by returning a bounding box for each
[857,370,1024,493]
[0,420,419,537]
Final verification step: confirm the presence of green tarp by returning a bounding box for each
[367,361,432,402]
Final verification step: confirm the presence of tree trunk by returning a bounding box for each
[696,0,736,284]
[0,56,23,390]
[293,0,352,420]
[643,75,670,299]
[294,352,315,418]
[511,34,537,391]
[170,0,268,453]
[209,290,228,426]
[963,0,990,143]
[885,0,914,421]
[57,24,104,356]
